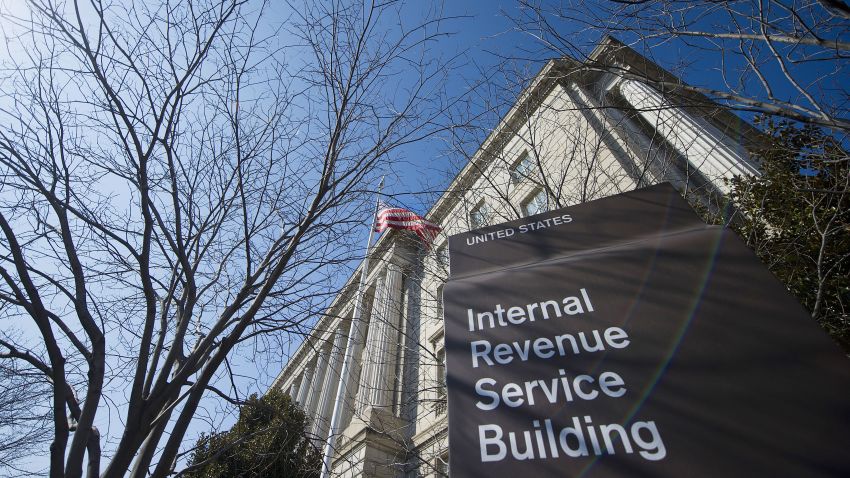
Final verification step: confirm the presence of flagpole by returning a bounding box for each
[320,176,384,478]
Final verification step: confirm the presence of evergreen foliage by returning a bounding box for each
[185,390,321,477]
[719,121,850,351]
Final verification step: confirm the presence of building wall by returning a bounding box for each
[271,37,761,477]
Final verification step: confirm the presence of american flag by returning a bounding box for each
[374,202,442,245]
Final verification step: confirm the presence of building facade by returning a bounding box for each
[271,37,762,477]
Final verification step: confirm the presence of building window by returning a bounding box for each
[435,284,444,321]
[435,243,449,270]
[435,452,449,477]
[435,347,447,415]
[431,337,447,415]
[522,188,549,217]
[469,200,490,228]
[509,151,534,183]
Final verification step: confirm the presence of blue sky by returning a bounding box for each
[364,0,545,212]
[378,0,849,218]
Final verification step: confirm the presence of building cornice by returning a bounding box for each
[586,36,768,151]
[272,36,768,392]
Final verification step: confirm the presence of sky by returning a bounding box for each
[364,0,537,211]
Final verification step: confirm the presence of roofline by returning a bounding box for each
[425,58,566,224]
[271,35,767,391]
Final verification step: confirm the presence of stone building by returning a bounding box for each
[270,36,762,477]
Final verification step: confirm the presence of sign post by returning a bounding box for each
[444,183,850,477]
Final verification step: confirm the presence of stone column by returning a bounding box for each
[338,297,373,430]
[617,78,759,192]
[295,362,314,406]
[287,379,299,399]
[355,272,386,413]
[357,263,404,412]
[313,326,348,438]
[304,345,330,418]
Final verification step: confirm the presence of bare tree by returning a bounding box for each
[0,355,52,474]
[508,0,850,135]
[0,0,455,476]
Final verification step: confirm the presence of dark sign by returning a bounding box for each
[444,183,850,477]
